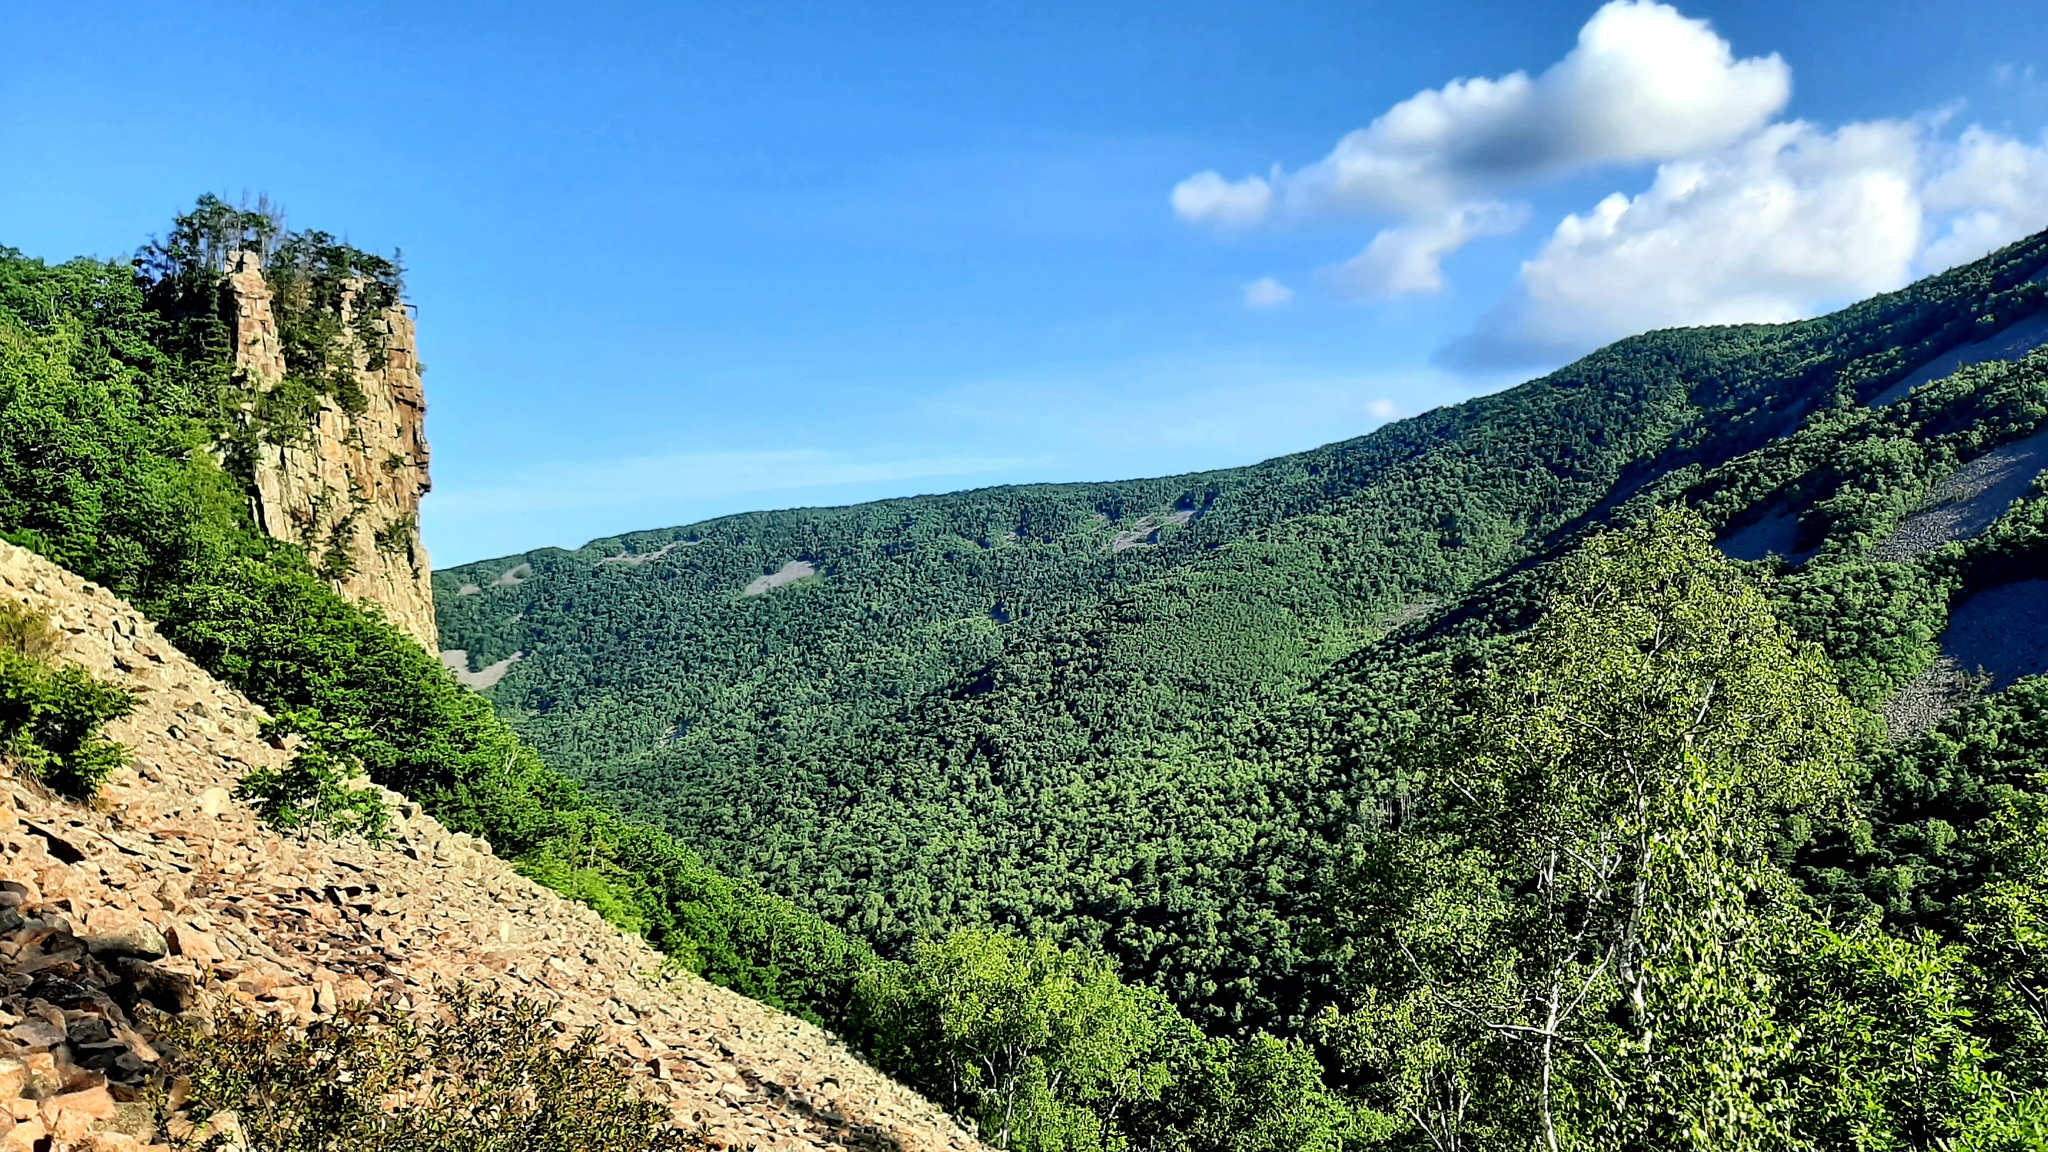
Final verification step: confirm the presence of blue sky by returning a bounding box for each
[4,1,2046,564]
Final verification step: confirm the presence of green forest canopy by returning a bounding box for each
[0,207,1353,1152]
[9,199,2048,1148]
[440,230,2048,1036]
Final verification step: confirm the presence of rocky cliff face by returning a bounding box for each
[225,252,438,649]
[0,539,983,1152]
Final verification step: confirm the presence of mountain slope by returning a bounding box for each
[0,537,981,1152]
[438,234,2048,1032]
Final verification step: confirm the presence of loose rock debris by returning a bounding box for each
[0,541,983,1152]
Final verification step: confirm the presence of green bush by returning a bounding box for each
[236,745,390,839]
[153,984,701,1151]
[0,601,133,798]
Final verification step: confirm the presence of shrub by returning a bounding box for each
[0,601,133,799]
[153,984,701,1152]
[0,597,59,658]
[236,746,390,839]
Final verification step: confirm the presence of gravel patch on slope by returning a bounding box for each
[1871,430,2048,562]
[599,539,701,567]
[438,648,524,690]
[1868,310,2048,407]
[1940,579,2048,692]
[744,560,816,596]
[1888,579,2048,738]
[1717,505,1810,563]
[1883,656,1979,742]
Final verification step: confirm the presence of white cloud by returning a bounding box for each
[1445,119,2048,366]
[1993,63,2039,89]
[1518,121,1919,342]
[1331,202,1530,298]
[1243,276,1295,309]
[1178,1,2048,335]
[1291,0,1788,216]
[1173,170,1273,226]
[1367,398,1401,419]
[1175,1,1785,226]
[1921,126,2048,270]
[1175,1,1790,289]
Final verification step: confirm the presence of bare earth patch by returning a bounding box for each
[598,539,700,567]
[1868,310,2048,407]
[743,560,816,596]
[1110,510,1193,553]
[1883,656,1979,742]
[439,648,524,690]
[1377,599,1440,633]
[1717,505,1810,563]
[1884,579,2048,737]
[1872,429,2048,562]
[492,562,532,587]
[1941,579,2048,691]
[456,582,482,596]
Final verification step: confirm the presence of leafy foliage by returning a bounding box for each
[0,600,134,798]
[438,235,2048,1037]
[859,929,1181,1151]
[235,743,391,839]
[1357,513,1859,1150]
[15,201,2048,1149]
[854,929,1369,1152]
[0,222,880,1045]
[0,224,1293,1152]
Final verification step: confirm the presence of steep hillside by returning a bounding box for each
[439,233,2048,1030]
[0,538,981,1151]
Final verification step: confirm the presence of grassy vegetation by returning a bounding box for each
[0,202,1351,1152]
[153,984,702,1151]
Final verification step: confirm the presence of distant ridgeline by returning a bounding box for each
[441,231,2048,1031]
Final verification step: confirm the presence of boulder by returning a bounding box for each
[83,910,167,962]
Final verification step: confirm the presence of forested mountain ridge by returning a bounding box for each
[13,197,2048,1149]
[0,201,1369,1152]
[440,233,2048,1035]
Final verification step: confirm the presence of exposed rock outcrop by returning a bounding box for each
[225,253,438,649]
[0,540,982,1152]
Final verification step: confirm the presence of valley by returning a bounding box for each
[440,231,2048,1034]
[6,198,2048,1150]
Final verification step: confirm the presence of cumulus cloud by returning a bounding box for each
[1445,119,2048,366]
[1291,0,1788,215]
[1332,202,1530,298]
[1921,126,2048,270]
[1243,276,1295,309]
[1474,121,1919,356]
[1174,0,1786,234]
[1178,0,2048,328]
[1173,170,1273,226]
